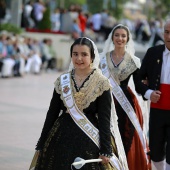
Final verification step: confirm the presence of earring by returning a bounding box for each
[90,62,93,68]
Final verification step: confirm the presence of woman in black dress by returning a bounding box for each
[100,24,150,170]
[33,37,128,170]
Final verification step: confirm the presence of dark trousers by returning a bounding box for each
[47,58,56,70]
[149,108,170,164]
[0,60,3,72]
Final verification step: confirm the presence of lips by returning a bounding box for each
[116,42,123,45]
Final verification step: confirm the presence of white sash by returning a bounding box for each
[60,72,126,170]
[100,57,148,163]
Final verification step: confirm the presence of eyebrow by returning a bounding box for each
[72,51,88,54]
[115,33,127,35]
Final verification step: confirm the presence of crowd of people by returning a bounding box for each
[21,1,164,42]
[29,19,170,170]
[0,31,57,78]
[0,0,164,44]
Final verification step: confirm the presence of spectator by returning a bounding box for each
[41,38,56,71]
[78,10,87,36]
[0,33,15,78]
[51,8,61,32]
[71,19,82,40]
[0,0,6,24]
[32,0,46,29]
[91,12,102,33]
[22,1,35,28]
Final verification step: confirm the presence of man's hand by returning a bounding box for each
[150,90,161,103]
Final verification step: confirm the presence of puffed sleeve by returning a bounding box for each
[97,89,112,157]
[36,89,61,150]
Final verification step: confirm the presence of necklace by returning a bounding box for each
[76,75,84,82]
[75,74,87,83]
[72,69,94,90]
[111,51,124,67]
[74,70,92,83]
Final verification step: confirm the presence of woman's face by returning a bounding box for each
[71,44,92,70]
[112,28,128,48]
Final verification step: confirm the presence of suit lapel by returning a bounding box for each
[152,45,165,89]
[155,45,165,76]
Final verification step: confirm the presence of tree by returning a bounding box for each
[86,0,103,13]
[86,0,128,19]
[39,7,51,30]
[152,0,170,18]
[57,0,86,9]
[107,0,125,19]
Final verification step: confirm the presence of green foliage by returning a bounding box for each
[58,0,86,9]
[86,0,103,13]
[107,0,124,19]
[0,23,23,34]
[152,0,170,18]
[38,7,51,30]
[86,0,127,19]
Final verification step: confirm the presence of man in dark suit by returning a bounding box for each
[138,20,170,170]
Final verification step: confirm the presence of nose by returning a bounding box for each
[117,35,123,40]
[77,55,82,60]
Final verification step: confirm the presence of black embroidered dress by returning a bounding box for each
[106,52,149,170]
[35,69,115,170]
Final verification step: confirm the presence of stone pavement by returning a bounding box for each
[0,71,62,170]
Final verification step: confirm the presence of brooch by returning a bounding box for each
[74,92,84,109]
[63,75,67,80]
[63,85,70,94]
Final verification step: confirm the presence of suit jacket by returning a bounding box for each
[137,44,165,97]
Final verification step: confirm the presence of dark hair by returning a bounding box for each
[70,37,95,62]
[111,25,130,42]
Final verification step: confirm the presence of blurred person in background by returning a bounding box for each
[0,0,6,24]
[51,8,61,32]
[78,10,87,36]
[24,38,42,74]
[31,0,46,29]
[22,1,35,28]
[71,18,82,40]
[41,38,56,72]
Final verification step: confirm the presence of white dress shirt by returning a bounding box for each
[144,46,170,100]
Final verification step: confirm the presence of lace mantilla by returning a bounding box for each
[107,52,138,85]
[54,69,111,112]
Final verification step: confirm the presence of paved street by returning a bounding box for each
[0,71,62,170]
